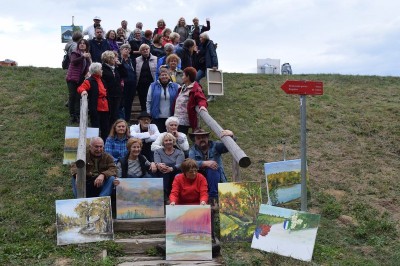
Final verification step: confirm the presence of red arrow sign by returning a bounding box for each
[281,80,323,95]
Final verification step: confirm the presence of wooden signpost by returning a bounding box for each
[281,80,324,211]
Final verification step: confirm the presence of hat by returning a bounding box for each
[189,128,210,141]
[93,16,102,21]
[137,111,152,120]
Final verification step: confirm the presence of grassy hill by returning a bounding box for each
[0,67,399,265]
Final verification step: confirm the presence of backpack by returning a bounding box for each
[62,52,70,70]
[62,42,73,70]
[281,63,292,75]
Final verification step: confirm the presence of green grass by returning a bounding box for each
[1,67,399,265]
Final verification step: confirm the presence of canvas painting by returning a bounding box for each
[55,197,113,245]
[63,126,99,164]
[251,204,320,261]
[218,182,262,242]
[61,25,83,43]
[265,159,306,205]
[116,178,164,219]
[166,205,212,261]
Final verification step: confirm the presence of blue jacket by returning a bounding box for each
[89,38,111,63]
[189,140,229,183]
[203,40,218,69]
[148,80,179,119]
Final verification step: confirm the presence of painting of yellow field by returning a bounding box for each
[116,178,164,219]
[166,205,212,261]
[218,182,262,242]
[251,204,320,262]
[63,126,99,164]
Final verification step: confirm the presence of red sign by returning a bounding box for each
[281,80,323,95]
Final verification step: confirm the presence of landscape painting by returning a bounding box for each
[61,25,83,43]
[218,182,262,242]
[63,126,99,164]
[251,204,320,262]
[55,197,113,245]
[116,178,164,219]
[166,205,212,261]
[264,159,306,205]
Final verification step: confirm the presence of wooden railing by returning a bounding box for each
[196,106,251,181]
[75,94,88,198]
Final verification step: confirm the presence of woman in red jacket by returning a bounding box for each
[173,67,208,135]
[77,62,110,141]
[169,158,208,205]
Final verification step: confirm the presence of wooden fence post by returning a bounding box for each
[76,94,88,198]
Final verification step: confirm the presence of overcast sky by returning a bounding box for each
[1,0,400,76]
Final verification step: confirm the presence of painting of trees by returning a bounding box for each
[218,182,262,242]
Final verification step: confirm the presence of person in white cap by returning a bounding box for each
[83,16,105,40]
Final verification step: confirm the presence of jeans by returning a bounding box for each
[72,175,115,198]
[195,69,206,82]
[204,168,221,198]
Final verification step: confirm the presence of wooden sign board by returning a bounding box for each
[207,68,224,96]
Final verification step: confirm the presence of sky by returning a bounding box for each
[1,0,400,76]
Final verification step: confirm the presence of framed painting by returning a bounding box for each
[116,178,164,219]
[218,182,262,242]
[55,197,113,245]
[251,204,320,261]
[207,68,224,96]
[264,159,306,205]
[166,205,212,261]
[61,25,83,43]
[63,126,99,165]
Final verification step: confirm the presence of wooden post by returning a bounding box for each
[76,94,88,198]
[232,160,241,182]
[195,106,251,170]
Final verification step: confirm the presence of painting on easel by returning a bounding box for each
[166,205,212,260]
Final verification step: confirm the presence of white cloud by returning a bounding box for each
[1,0,400,75]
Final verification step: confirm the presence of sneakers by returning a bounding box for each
[207,95,216,102]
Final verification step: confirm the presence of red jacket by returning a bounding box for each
[77,74,109,111]
[169,173,208,205]
[174,81,208,130]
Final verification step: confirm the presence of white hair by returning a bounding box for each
[89,62,102,75]
[165,116,180,127]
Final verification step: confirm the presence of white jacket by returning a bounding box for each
[130,124,160,143]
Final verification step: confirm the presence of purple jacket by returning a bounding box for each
[66,50,90,83]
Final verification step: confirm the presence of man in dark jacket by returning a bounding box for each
[89,27,111,63]
[70,137,116,198]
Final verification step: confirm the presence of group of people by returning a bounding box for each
[70,113,235,210]
[65,16,219,129]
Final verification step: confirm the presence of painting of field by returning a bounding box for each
[218,182,262,242]
[251,204,320,262]
[116,178,164,219]
[63,126,99,164]
[56,197,113,245]
[166,205,212,261]
[264,159,307,205]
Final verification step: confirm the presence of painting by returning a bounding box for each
[116,178,164,219]
[264,159,306,205]
[251,204,320,261]
[218,182,262,242]
[63,126,99,164]
[61,25,83,43]
[166,205,212,261]
[55,197,113,245]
